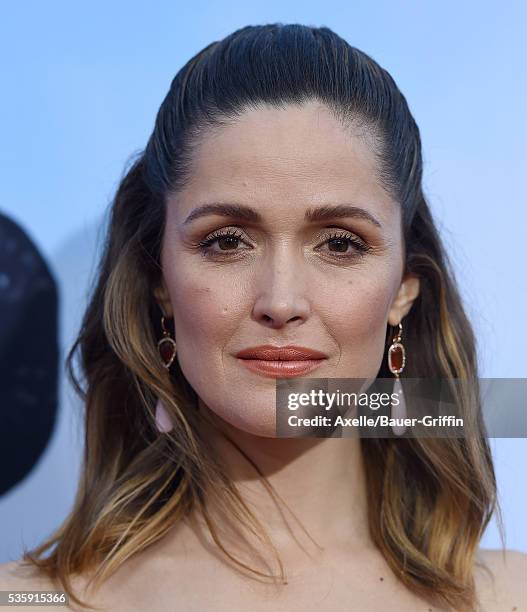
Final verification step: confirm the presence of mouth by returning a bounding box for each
[235,345,328,378]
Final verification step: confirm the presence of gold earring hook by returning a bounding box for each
[392,321,403,344]
[161,315,171,337]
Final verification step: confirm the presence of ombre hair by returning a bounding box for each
[22,23,503,611]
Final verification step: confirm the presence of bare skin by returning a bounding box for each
[1,102,525,610]
[1,544,527,611]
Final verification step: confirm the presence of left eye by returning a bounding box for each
[316,232,370,257]
[325,237,353,252]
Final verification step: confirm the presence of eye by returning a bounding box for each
[198,228,251,256]
[316,230,371,259]
[197,227,372,261]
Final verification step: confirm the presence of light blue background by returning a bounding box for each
[1,0,526,561]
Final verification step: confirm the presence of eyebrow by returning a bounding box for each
[183,202,382,228]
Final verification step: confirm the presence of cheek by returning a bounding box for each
[319,273,396,374]
[163,262,246,350]
[348,278,392,334]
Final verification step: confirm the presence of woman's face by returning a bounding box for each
[155,100,419,437]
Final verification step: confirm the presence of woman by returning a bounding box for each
[1,23,526,612]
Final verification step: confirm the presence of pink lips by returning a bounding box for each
[235,345,328,378]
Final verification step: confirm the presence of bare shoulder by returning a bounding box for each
[0,560,93,611]
[474,547,527,611]
[0,559,56,590]
[0,560,64,610]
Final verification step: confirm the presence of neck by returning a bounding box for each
[185,398,374,573]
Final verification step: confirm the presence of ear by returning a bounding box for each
[388,273,420,326]
[153,279,173,318]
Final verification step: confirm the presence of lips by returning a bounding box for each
[235,345,328,360]
[235,345,328,378]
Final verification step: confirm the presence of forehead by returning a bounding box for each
[169,101,396,224]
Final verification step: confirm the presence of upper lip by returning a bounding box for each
[235,345,328,361]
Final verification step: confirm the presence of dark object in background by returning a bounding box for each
[0,212,59,496]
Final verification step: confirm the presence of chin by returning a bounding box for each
[205,402,278,438]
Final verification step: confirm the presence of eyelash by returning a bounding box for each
[197,228,372,260]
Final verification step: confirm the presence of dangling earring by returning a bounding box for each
[387,321,407,436]
[155,398,173,433]
[157,315,177,369]
[155,315,176,433]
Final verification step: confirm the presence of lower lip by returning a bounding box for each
[237,358,326,378]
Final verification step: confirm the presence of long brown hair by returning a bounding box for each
[21,24,503,611]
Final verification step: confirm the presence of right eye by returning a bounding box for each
[198,228,252,256]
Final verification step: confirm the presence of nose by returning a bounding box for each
[252,249,311,329]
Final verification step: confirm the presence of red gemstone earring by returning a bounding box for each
[157,315,177,369]
[155,315,176,433]
[387,321,407,436]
